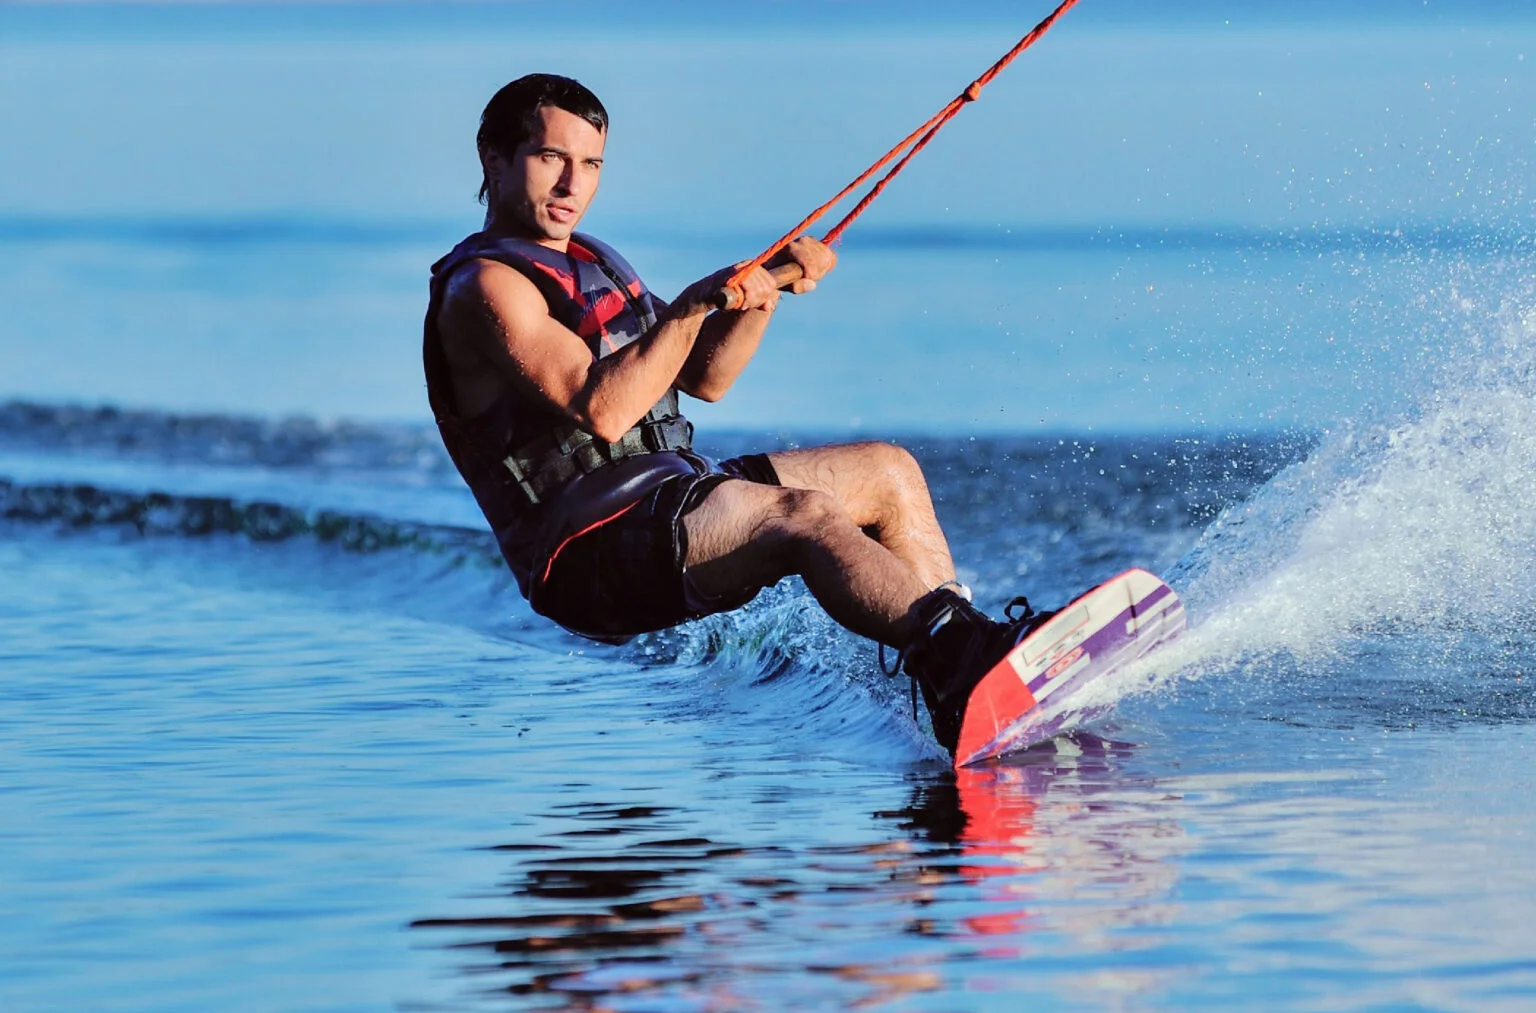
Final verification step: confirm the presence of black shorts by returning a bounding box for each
[533,453,780,641]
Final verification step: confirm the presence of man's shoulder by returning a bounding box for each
[438,257,548,335]
[435,232,553,288]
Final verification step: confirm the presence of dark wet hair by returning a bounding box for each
[477,74,608,204]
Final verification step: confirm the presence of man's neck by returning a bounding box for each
[484,211,569,253]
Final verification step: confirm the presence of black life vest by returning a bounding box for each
[423,230,695,593]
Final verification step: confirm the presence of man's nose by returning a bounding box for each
[554,161,578,197]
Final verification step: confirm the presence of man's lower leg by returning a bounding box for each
[790,518,931,646]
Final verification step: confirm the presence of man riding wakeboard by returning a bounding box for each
[424,74,1053,755]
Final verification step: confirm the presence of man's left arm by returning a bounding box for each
[674,237,837,402]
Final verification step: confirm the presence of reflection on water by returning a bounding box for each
[411,735,1189,1011]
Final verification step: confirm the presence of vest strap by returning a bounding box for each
[502,414,693,506]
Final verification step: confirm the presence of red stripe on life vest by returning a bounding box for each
[540,500,641,585]
[528,259,579,299]
[577,289,629,350]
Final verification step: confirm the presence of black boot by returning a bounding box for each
[894,589,1056,755]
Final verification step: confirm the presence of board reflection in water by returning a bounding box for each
[411,734,1187,1010]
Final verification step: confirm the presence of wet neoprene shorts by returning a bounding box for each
[535,453,781,640]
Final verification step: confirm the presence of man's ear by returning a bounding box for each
[479,148,503,206]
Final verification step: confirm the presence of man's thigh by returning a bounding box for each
[766,442,916,529]
[682,478,807,601]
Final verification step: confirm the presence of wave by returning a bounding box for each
[0,477,495,560]
[0,401,1323,760]
[1,479,935,763]
[1179,274,1536,641]
[641,583,946,763]
[0,400,458,477]
[0,472,936,760]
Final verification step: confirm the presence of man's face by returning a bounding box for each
[487,105,605,247]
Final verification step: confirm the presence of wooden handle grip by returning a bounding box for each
[712,262,806,311]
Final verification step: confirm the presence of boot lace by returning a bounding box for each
[879,636,923,721]
[879,593,960,721]
[1004,595,1057,636]
[1004,596,1036,622]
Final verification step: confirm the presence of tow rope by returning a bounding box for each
[717,0,1084,308]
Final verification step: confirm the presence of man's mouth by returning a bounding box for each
[546,203,577,223]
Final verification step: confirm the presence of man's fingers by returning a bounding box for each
[742,290,780,312]
[734,266,777,311]
[784,237,837,281]
[716,254,824,309]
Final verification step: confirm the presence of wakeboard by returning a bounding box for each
[954,568,1185,767]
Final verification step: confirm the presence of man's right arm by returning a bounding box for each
[439,258,702,442]
[438,258,778,443]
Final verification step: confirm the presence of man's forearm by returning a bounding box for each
[676,239,834,400]
[676,307,773,402]
[573,300,713,441]
[575,262,784,428]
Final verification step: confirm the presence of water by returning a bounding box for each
[4,3,1536,1011]
[5,406,1534,1010]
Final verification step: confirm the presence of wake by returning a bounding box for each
[1093,270,1536,710]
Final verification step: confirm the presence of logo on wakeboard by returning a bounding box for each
[1044,646,1086,680]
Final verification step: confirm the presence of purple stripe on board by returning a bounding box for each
[1036,611,1185,718]
[1026,605,1136,697]
[1024,585,1179,698]
[1136,582,1175,612]
[963,575,1189,764]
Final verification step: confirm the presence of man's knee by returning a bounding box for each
[875,441,924,479]
[858,441,929,504]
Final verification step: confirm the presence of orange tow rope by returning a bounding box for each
[725,0,1085,293]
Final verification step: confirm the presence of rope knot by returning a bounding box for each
[962,82,982,102]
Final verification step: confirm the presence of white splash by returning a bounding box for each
[1107,269,1536,699]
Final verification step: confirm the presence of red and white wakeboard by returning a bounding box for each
[954,568,1186,767]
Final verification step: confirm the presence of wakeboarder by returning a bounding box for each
[424,74,1049,753]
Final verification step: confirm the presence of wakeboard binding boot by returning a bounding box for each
[890,586,1056,755]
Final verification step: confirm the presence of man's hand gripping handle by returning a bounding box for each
[711,263,806,311]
